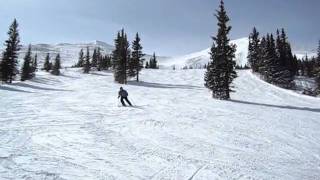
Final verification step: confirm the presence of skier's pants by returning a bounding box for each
[121,97,132,106]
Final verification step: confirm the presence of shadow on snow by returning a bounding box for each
[230,99,320,113]
[13,83,72,92]
[128,81,204,90]
[0,85,33,93]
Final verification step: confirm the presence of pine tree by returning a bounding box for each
[83,47,91,73]
[204,0,237,100]
[96,48,102,71]
[248,27,260,72]
[265,34,293,88]
[32,53,38,75]
[51,54,61,75]
[314,41,320,95]
[112,29,130,84]
[21,45,33,81]
[99,55,112,71]
[317,40,320,67]
[148,53,158,69]
[128,33,145,81]
[258,36,268,76]
[279,29,295,76]
[0,19,21,83]
[75,49,84,67]
[91,48,98,67]
[43,53,51,72]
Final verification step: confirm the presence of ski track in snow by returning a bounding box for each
[0,68,320,180]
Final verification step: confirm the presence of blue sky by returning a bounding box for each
[0,0,319,56]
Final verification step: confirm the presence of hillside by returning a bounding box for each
[0,68,319,179]
[160,38,317,69]
[5,38,315,70]
[15,41,169,68]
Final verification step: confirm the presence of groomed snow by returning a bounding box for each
[0,68,320,179]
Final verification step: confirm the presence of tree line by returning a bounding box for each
[204,0,320,99]
[73,47,112,73]
[0,19,63,83]
[74,29,158,83]
[0,19,159,84]
[248,27,298,88]
[248,27,320,95]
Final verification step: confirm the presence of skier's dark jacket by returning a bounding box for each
[118,89,128,98]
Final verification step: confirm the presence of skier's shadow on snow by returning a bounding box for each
[128,81,203,90]
[90,72,111,77]
[13,83,73,92]
[0,85,33,93]
[230,100,320,113]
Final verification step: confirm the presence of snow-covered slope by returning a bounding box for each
[160,37,316,69]
[18,41,115,67]
[1,68,319,179]
[161,38,249,69]
[16,41,170,68]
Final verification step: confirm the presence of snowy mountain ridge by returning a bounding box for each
[3,38,316,69]
[161,37,317,69]
[14,41,169,68]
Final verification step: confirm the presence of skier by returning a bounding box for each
[118,87,132,106]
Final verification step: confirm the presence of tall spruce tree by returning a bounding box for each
[21,45,33,81]
[248,27,260,72]
[96,48,102,71]
[265,34,293,88]
[148,53,158,69]
[204,0,237,100]
[32,53,38,74]
[258,36,268,76]
[91,48,98,67]
[316,42,320,94]
[76,49,84,67]
[317,40,320,66]
[112,29,130,84]
[0,19,21,83]
[279,29,295,76]
[129,33,145,81]
[83,47,91,73]
[51,54,61,75]
[98,55,112,71]
[43,53,51,72]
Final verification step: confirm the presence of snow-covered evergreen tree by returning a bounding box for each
[21,45,33,81]
[43,53,51,72]
[264,34,293,88]
[51,54,61,76]
[96,48,103,71]
[248,27,260,72]
[317,40,320,67]
[112,29,130,84]
[204,0,237,100]
[91,48,98,68]
[0,19,21,83]
[83,47,91,73]
[148,53,158,69]
[129,33,145,81]
[32,53,38,74]
[75,49,84,67]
